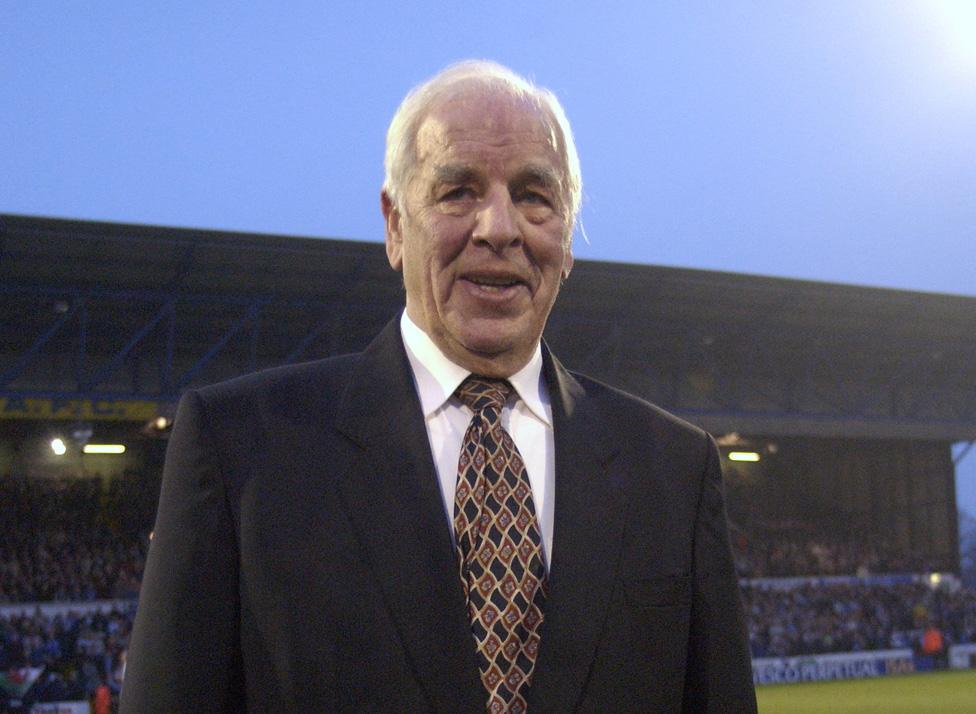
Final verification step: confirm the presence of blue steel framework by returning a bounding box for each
[1,216,969,572]
[1,215,975,446]
[0,285,394,405]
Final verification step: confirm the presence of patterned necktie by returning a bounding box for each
[453,375,547,714]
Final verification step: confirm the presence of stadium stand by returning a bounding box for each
[1,216,975,704]
[743,580,976,658]
[0,475,152,604]
[732,527,937,578]
[0,605,130,709]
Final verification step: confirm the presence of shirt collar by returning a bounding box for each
[400,311,551,425]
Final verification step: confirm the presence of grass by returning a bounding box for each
[756,670,976,713]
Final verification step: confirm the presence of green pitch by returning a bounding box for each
[757,670,976,713]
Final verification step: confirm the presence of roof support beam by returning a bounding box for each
[576,322,622,373]
[284,312,342,365]
[74,299,88,390]
[0,299,79,389]
[176,301,264,390]
[954,440,975,467]
[161,301,177,394]
[82,299,172,392]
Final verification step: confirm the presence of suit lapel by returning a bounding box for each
[331,323,627,712]
[333,319,484,714]
[527,348,626,712]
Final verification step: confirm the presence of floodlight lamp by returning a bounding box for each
[154,416,170,430]
[83,444,126,455]
[929,573,942,587]
[728,451,761,462]
[50,438,67,456]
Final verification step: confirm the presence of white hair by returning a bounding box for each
[383,60,582,239]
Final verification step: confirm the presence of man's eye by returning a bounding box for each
[440,187,475,201]
[517,191,552,207]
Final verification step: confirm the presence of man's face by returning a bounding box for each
[383,93,573,377]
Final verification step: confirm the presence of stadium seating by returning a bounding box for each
[1,472,974,707]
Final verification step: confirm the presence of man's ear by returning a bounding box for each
[562,247,574,281]
[381,190,403,272]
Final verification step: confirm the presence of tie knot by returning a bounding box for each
[455,375,513,413]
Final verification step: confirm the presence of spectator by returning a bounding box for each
[0,474,153,604]
[743,581,976,657]
[921,623,946,668]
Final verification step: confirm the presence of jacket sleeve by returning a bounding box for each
[682,435,757,713]
[120,390,245,713]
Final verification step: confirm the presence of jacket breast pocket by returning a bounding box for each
[621,575,692,609]
[585,575,693,707]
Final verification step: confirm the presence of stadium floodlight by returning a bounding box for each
[728,451,761,462]
[154,416,170,430]
[83,444,126,454]
[50,438,67,456]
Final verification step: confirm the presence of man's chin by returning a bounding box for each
[436,322,534,374]
[453,322,523,355]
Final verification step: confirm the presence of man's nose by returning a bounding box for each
[472,189,522,252]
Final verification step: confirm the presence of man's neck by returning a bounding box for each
[399,310,549,422]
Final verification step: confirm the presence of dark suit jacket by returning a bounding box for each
[122,318,756,713]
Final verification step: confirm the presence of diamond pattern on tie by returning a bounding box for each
[454,376,547,713]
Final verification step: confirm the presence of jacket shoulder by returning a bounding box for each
[566,369,711,446]
[190,353,361,420]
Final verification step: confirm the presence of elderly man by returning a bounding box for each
[122,61,756,713]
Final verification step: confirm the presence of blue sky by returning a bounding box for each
[2,1,974,516]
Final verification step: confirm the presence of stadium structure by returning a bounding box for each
[3,214,972,572]
[1,214,975,706]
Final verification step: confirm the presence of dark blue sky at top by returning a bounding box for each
[2,1,975,511]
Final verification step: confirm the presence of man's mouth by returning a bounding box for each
[463,274,526,293]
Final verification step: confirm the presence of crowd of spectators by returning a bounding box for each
[1,471,974,705]
[0,606,129,709]
[2,580,973,705]
[743,580,976,658]
[1,473,959,599]
[0,474,155,604]
[732,528,941,578]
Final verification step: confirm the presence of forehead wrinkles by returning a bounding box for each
[417,120,557,163]
[413,114,566,211]
[415,94,562,164]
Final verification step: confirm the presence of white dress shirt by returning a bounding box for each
[400,311,555,567]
